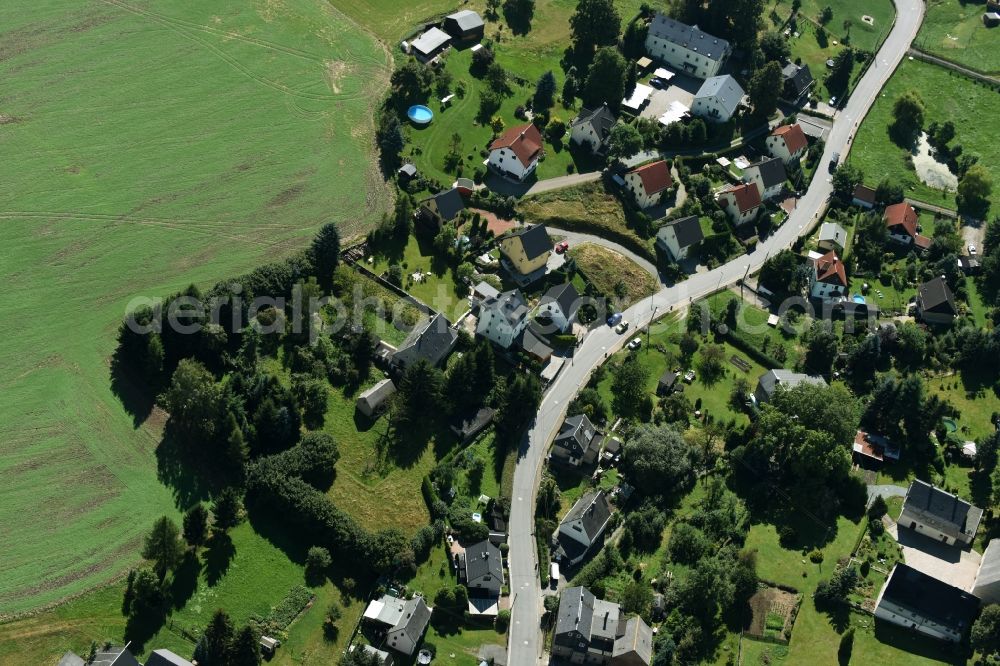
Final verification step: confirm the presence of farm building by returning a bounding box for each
[410,27,451,62]
[443,10,484,41]
[644,14,730,79]
[356,378,397,417]
[874,564,979,643]
[898,479,982,547]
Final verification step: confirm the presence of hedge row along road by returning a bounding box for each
[505,0,928,662]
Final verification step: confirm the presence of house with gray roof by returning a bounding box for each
[58,645,140,666]
[645,14,730,79]
[357,645,394,666]
[570,104,618,154]
[551,414,604,469]
[418,188,465,231]
[410,27,451,62]
[356,378,397,418]
[899,479,983,547]
[537,281,581,333]
[476,289,530,349]
[781,62,814,103]
[460,538,504,605]
[817,222,847,254]
[691,75,744,123]
[391,314,458,373]
[916,277,958,325]
[874,563,980,643]
[555,490,613,567]
[656,215,704,261]
[742,157,787,201]
[145,650,195,666]
[754,369,827,404]
[973,539,1000,604]
[500,224,552,282]
[443,10,484,42]
[363,594,432,656]
[553,586,653,666]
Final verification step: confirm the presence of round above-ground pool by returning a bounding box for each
[852,293,866,304]
[407,104,433,125]
[943,418,958,433]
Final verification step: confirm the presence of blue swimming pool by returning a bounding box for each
[407,104,433,125]
[852,294,866,304]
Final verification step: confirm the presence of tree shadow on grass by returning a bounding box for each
[109,346,156,428]
[872,618,968,665]
[170,550,200,610]
[815,597,851,634]
[204,531,236,587]
[155,429,216,510]
[124,609,165,656]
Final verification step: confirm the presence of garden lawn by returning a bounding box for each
[0,0,390,615]
[571,244,659,308]
[850,59,1000,214]
[705,292,804,367]
[925,372,1000,442]
[369,232,468,321]
[917,0,1000,75]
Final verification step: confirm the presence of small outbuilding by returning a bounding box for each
[356,378,397,418]
[444,10,485,41]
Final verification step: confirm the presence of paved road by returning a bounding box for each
[506,2,926,663]
[486,171,602,198]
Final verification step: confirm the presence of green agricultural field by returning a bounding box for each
[918,0,1000,75]
[850,59,1000,214]
[0,0,390,614]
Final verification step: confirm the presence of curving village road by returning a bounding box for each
[506,1,927,662]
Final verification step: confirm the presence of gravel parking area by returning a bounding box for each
[889,523,982,591]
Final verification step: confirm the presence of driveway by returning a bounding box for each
[486,171,601,198]
[888,523,982,591]
[546,227,659,280]
[867,484,907,505]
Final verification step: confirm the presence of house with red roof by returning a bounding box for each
[884,202,932,250]
[488,123,543,182]
[766,124,808,164]
[624,160,673,209]
[809,250,848,302]
[716,182,761,226]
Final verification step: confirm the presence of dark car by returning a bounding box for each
[828,152,841,173]
[649,77,665,89]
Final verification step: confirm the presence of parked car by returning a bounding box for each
[969,243,978,255]
[627,337,642,351]
[828,152,841,173]
[615,320,630,334]
[554,241,569,254]
[828,96,838,106]
[607,313,623,327]
[649,77,665,89]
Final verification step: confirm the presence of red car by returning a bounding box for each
[555,241,569,254]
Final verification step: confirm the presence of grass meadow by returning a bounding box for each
[850,58,1000,213]
[0,0,390,614]
[917,0,1000,75]
[570,243,659,307]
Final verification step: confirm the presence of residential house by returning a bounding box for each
[766,123,809,164]
[397,163,418,182]
[537,281,581,333]
[781,62,814,103]
[391,314,458,372]
[476,288,530,349]
[551,414,604,469]
[443,10,484,42]
[884,202,932,250]
[899,479,983,547]
[570,104,618,154]
[356,378,396,418]
[742,157,787,201]
[657,370,679,396]
[471,280,500,305]
[644,14,731,79]
[449,406,495,443]
[555,490,613,567]
[809,250,848,302]
[656,215,704,262]
[917,277,958,325]
[410,27,451,62]
[499,224,551,278]
[357,645,394,666]
[613,616,655,666]
[691,75,744,123]
[460,538,504,614]
[624,160,673,209]
[817,222,847,254]
[852,184,876,209]
[488,123,543,181]
[146,650,195,666]
[959,256,982,274]
[418,188,465,232]
[518,324,554,364]
[363,594,432,656]
[553,586,653,666]
[973,539,1000,604]
[852,429,901,466]
[58,645,140,666]
[874,563,980,643]
[754,369,827,404]
[717,182,761,226]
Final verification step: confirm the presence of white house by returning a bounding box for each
[874,564,980,643]
[691,75,744,123]
[363,595,432,656]
[656,215,704,261]
[884,202,932,250]
[644,14,730,79]
[899,479,983,547]
[536,282,581,333]
[623,160,673,209]
[817,222,847,254]
[766,123,808,164]
[569,104,617,154]
[742,157,786,201]
[809,250,848,302]
[476,288,530,349]
[488,123,543,181]
[717,182,761,226]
